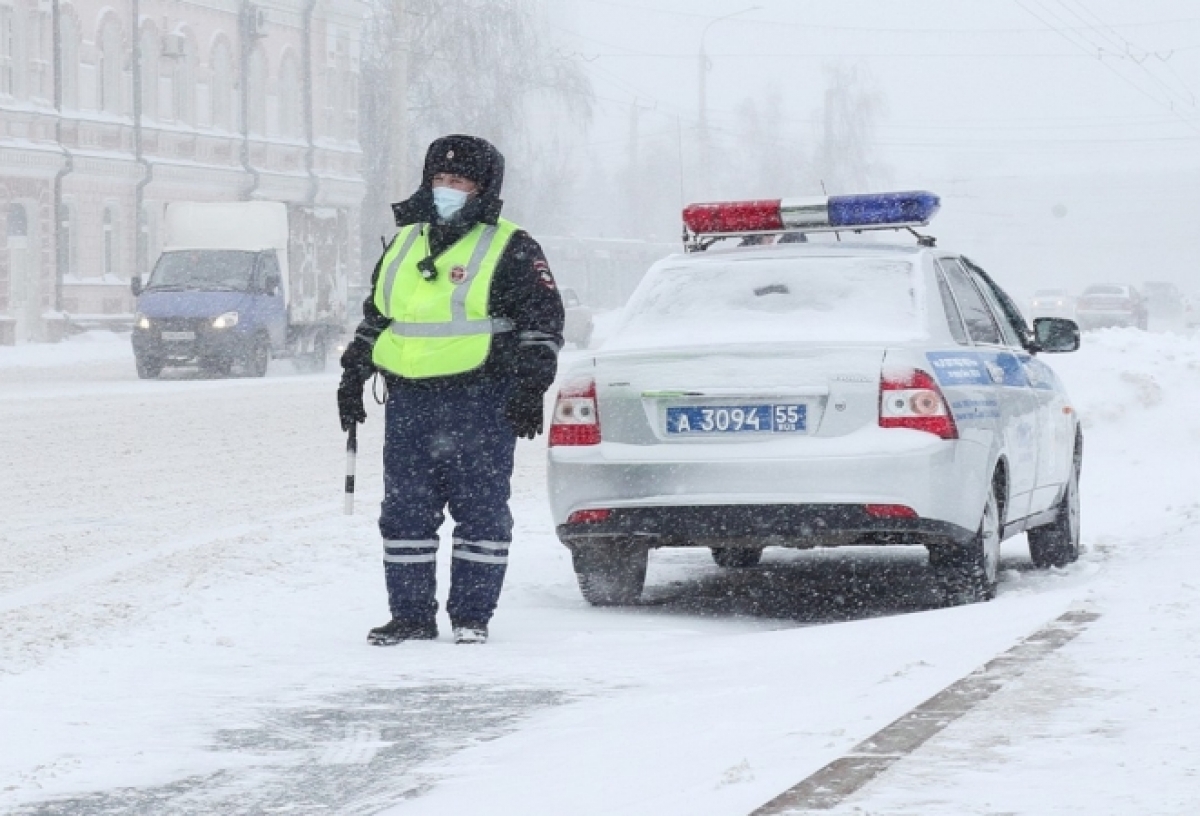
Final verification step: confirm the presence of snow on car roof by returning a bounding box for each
[605,243,928,351]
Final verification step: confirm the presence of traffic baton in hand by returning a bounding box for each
[344,424,357,515]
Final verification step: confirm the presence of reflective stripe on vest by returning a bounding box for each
[371,219,519,379]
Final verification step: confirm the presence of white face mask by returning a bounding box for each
[432,186,470,222]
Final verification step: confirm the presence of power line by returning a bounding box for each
[1012,0,1200,135]
[1049,0,1196,110]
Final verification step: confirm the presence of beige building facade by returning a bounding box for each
[0,0,366,343]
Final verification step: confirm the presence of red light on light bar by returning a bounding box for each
[682,199,784,234]
[567,509,612,524]
[864,504,919,519]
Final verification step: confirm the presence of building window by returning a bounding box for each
[7,203,27,238]
[278,51,300,137]
[0,5,16,97]
[103,205,117,279]
[171,34,194,125]
[60,10,78,108]
[28,8,50,101]
[247,46,267,134]
[139,26,158,119]
[98,18,123,114]
[210,38,234,131]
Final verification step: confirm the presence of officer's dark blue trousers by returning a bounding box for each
[379,379,516,626]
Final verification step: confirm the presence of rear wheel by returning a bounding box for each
[933,484,1001,605]
[571,540,648,606]
[308,334,327,372]
[711,547,763,568]
[1028,458,1081,568]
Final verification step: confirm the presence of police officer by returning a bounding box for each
[338,135,564,645]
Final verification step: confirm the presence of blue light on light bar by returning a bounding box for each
[827,191,940,228]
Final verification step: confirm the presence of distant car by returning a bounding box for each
[1029,288,1074,320]
[548,191,1083,609]
[1143,281,1184,324]
[1074,284,1148,330]
[561,287,594,348]
[1185,295,1200,329]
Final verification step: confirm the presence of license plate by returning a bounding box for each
[161,331,195,341]
[665,404,807,435]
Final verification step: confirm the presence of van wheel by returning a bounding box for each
[245,335,270,378]
[711,547,762,568]
[934,485,1001,605]
[571,540,648,606]
[135,355,163,379]
[1028,460,1081,568]
[309,334,327,372]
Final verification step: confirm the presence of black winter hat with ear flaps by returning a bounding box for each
[391,135,506,228]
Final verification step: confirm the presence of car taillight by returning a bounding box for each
[879,369,958,440]
[567,508,611,524]
[549,377,601,446]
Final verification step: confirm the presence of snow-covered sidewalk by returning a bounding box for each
[1,329,1197,814]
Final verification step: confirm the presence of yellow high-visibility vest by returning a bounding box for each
[371,218,519,378]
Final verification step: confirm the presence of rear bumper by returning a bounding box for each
[548,432,989,539]
[556,503,975,548]
[1075,310,1137,328]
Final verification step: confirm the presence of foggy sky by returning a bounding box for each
[540,0,1200,299]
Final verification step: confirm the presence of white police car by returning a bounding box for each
[547,192,1082,606]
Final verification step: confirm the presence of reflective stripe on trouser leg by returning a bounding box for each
[449,539,509,626]
[382,539,440,622]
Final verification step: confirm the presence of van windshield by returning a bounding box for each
[147,250,258,292]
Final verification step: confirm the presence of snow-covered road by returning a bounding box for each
[1,330,1198,814]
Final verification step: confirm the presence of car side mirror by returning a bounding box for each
[264,273,281,296]
[131,275,143,297]
[1033,317,1080,353]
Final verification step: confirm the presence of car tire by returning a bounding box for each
[1028,452,1081,569]
[711,547,763,568]
[933,483,1001,605]
[135,355,163,379]
[571,540,648,606]
[309,334,327,372]
[245,335,270,378]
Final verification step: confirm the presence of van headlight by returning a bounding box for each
[212,312,239,329]
[135,313,151,330]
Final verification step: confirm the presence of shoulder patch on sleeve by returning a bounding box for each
[533,258,557,290]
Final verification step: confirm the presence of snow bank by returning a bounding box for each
[0,331,131,370]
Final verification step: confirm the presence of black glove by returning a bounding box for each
[337,371,368,432]
[340,336,375,379]
[337,337,375,432]
[505,385,545,440]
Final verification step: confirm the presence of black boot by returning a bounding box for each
[367,618,439,646]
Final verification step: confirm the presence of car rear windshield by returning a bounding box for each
[608,255,923,350]
[1083,285,1126,296]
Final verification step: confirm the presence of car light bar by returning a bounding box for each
[681,191,940,246]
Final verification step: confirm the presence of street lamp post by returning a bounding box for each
[697,6,759,194]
